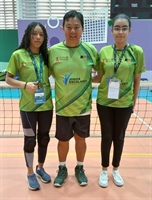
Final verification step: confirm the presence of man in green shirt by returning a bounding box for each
[49,10,98,187]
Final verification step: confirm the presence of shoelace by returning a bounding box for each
[100,172,108,181]
[113,172,122,180]
[57,168,66,175]
[77,168,85,175]
[28,174,36,182]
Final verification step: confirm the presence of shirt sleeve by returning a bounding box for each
[6,52,19,75]
[134,46,146,74]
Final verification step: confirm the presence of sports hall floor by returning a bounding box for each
[0,136,152,200]
[0,81,152,199]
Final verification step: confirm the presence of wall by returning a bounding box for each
[0,30,18,71]
[0,20,152,80]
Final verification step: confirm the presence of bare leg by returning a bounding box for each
[58,141,69,162]
[74,133,86,162]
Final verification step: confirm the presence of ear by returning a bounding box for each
[129,28,131,34]
[60,26,63,30]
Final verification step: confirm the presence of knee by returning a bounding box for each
[74,133,85,142]
[24,137,36,153]
[37,133,50,148]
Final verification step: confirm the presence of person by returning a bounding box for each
[93,13,146,188]
[48,10,98,187]
[5,22,53,191]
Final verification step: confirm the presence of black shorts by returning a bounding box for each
[55,115,90,141]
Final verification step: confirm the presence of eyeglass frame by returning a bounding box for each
[112,26,130,33]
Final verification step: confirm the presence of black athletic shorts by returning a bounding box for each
[55,114,90,141]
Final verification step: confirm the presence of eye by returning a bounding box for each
[114,27,120,31]
[122,27,128,32]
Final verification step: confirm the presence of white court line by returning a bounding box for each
[133,112,152,130]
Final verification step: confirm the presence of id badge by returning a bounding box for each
[34,88,46,104]
[107,79,121,99]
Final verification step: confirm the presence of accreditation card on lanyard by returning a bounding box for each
[107,44,127,99]
[108,78,121,99]
[29,50,46,104]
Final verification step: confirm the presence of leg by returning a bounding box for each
[97,104,114,188]
[112,106,133,168]
[20,111,40,190]
[58,140,69,162]
[35,110,53,183]
[37,110,53,166]
[112,106,132,187]
[53,115,73,187]
[20,111,37,175]
[97,104,114,168]
[74,133,86,162]
[73,115,90,186]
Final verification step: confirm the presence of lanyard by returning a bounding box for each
[113,45,127,74]
[29,50,43,83]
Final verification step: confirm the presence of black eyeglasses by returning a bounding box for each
[113,27,129,33]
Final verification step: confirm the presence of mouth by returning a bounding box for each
[70,35,76,39]
[35,41,42,44]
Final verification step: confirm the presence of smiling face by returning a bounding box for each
[111,18,131,48]
[29,25,44,53]
[62,17,84,47]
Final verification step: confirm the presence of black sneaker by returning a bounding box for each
[54,166,68,187]
[75,165,88,186]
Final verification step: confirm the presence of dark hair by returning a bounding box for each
[112,13,131,28]
[16,22,48,66]
[63,10,84,27]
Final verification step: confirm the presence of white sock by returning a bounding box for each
[59,162,66,166]
[77,161,83,166]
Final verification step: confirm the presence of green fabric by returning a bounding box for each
[6,49,53,111]
[97,44,146,107]
[49,41,99,116]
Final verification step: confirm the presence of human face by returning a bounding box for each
[62,17,84,47]
[111,18,131,48]
[30,25,44,53]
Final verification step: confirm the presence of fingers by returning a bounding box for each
[26,82,38,93]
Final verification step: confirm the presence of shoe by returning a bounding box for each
[35,165,51,183]
[54,165,68,187]
[112,170,124,186]
[98,170,108,188]
[75,165,88,186]
[27,173,40,191]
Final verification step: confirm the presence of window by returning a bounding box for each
[0,0,110,29]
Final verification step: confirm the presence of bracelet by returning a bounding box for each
[24,82,28,89]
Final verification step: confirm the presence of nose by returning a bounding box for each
[71,28,75,33]
[36,34,41,38]
[119,29,123,33]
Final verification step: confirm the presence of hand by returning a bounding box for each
[25,81,38,93]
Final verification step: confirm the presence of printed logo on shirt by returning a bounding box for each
[125,58,131,62]
[105,58,113,62]
[63,73,87,85]
[63,72,72,85]
[21,62,32,68]
[69,77,87,84]
[80,55,87,59]
[56,56,68,63]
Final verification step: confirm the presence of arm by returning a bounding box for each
[92,72,103,83]
[6,72,38,93]
[133,73,141,110]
